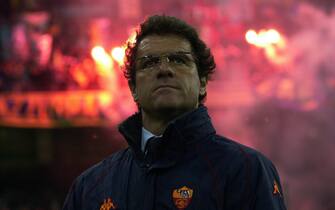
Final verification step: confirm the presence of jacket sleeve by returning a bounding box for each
[223,149,287,210]
[62,175,84,210]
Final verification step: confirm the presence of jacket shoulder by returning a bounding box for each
[83,148,128,175]
[211,135,286,209]
[212,135,275,169]
[62,148,132,209]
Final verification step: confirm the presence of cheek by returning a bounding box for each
[184,75,201,97]
[135,75,152,99]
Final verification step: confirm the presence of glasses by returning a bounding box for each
[136,51,197,71]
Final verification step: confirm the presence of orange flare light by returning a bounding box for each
[127,30,137,45]
[111,47,125,66]
[91,46,113,76]
[91,46,105,60]
[245,29,289,65]
[245,29,281,47]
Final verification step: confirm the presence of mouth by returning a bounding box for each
[154,85,178,92]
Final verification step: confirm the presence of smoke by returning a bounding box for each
[286,3,335,107]
[208,2,335,210]
[275,5,335,208]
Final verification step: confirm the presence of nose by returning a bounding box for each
[156,58,175,78]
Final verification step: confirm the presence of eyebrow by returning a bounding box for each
[137,51,193,59]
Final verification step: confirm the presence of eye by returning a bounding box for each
[168,54,188,65]
[139,56,160,69]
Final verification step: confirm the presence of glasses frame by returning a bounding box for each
[136,51,198,71]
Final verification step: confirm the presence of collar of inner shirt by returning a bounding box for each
[141,127,162,151]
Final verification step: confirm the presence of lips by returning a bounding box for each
[154,85,178,92]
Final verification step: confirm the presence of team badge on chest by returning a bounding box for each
[99,198,117,210]
[172,186,194,210]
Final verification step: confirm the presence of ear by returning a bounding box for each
[199,77,207,96]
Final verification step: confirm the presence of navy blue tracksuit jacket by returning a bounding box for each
[63,106,287,210]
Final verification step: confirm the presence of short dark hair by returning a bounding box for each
[124,15,216,103]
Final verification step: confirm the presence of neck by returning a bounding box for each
[141,107,193,135]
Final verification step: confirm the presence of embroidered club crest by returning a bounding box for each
[100,198,117,210]
[172,186,193,210]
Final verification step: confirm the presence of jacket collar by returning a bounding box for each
[118,105,216,168]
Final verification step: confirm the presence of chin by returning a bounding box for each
[141,95,198,114]
[154,101,197,113]
[154,102,180,111]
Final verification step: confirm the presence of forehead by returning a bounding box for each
[136,34,192,57]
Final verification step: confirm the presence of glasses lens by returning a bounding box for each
[139,55,160,69]
[167,53,192,65]
[137,52,195,70]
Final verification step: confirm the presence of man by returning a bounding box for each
[63,15,287,210]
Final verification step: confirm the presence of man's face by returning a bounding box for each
[130,34,206,116]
